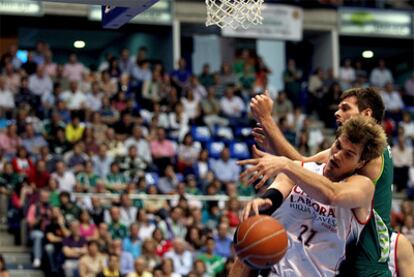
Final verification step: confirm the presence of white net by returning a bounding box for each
[205,0,264,30]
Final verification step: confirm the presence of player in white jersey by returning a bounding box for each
[230,116,387,277]
[388,232,414,277]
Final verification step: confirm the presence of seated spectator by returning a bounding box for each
[63,53,84,82]
[199,63,214,89]
[214,222,232,258]
[49,128,71,156]
[12,146,34,176]
[171,58,191,91]
[0,123,21,157]
[65,115,85,144]
[92,144,113,179]
[339,58,355,90]
[177,133,199,175]
[150,127,176,172]
[27,189,51,268]
[113,112,134,139]
[110,239,134,275]
[100,70,117,96]
[198,237,225,276]
[124,126,152,165]
[79,209,98,241]
[220,85,245,119]
[185,226,204,251]
[153,227,172,257]
[112,91,128,113]
[165,239,193,276]
[181,88,201,123]
[22,124,48,156]
[116,145,147,180]
[59,191,81,222]
[193,149,210,182]
[96,222,112,254]
[159,206,187,240]
[370,59,393,88]
[45,207,70,274]
[123,223,142,260]
[105,162,128,192]
[28,65,53,97]
[210,148,240,184]
[168,102,189,141]
[392,134,413,192]
[15,77,41,109]
[399,112,414,140]
[97,254,121,277]
[126,257,153,277]
[143,185,168,216]
[100,96,120,125]
[77,160,100,189]
[137,210,156,241]
[64,142,89,171]
[201,87,229,131]
[79,240,107,277]
[158,165,179,194]
[28,160,50,189]
[86,81,103,112]
[43,111,66,141]
[118,193,138,227]
[225,196,240,228]
[52,161,76,192]
[61,81,87,111]
[0,76,15,117]
[62,220,87,277]
[404,72,414,105]
[142,238,161,271]
[272,91,293,121]
[3,61,20,93]
[401,215,414,245]
[106,206,128,240]
[381,82,404,121]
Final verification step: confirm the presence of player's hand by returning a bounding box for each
[242,198,273,220]
[252,123,273,153]
[238,145,289,189]
[250,90,273,122]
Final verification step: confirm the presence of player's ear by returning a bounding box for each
[361,108,372,118]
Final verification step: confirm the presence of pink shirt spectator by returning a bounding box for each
[45,63,58,77]
[0,132,21,155]
[150,139,175,158]
[79,223,97,239]
[63,63,84,81]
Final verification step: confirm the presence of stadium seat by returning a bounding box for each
[235,127,252,138]
[191,126,212,143]
[207,141,225,159]
[229,142,250,159]
[145,172,159,186]
[214,126,234,142]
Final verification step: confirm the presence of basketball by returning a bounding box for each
[234,215,288,269]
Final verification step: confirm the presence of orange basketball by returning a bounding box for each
[234,215,288,269]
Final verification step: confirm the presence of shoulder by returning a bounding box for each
[359,155,383,182]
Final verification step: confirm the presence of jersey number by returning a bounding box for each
[298,224,317,246]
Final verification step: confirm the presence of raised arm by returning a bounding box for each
[250,93,329,163]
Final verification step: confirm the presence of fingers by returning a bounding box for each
[237,159,258,166]
[252,145,265,157]
[253,201,259,216]
[255,175,269,189]
[243,202,252,220]
[239,166,257,180]
[264,90,270,97]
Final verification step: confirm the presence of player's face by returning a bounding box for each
[325,135,364,181]
[334,96,360,126]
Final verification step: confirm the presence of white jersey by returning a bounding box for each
[270,162,370,277]
[388,232,399,277]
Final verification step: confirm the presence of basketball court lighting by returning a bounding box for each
[73,40,86,49]
[362,50,374,59]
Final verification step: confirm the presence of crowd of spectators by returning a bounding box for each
[0,40,413,276]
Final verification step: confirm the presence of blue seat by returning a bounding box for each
[235,127,252,138]
[214,126,234,142]
[207,141,225,159]
[229,142,250,159]
[191,126,212,143]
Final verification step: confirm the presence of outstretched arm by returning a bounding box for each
[239,147,374,209]
[397,233,414,277]
[250,93,329,163]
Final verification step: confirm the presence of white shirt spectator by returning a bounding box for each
[392,144,413,167]
[381,91,404,111]
[181,97,199,120]
[61,90,87,110]
[339,67,356,83]
[124,138,152,164]
[165,249,193,276]
[28,73,53,96]
[370,68,393,88]
[51,171,76,192]
[220,95,245,117]
[120,206,138,227]
[86,92,102,111]
[400,121,414,138]
[138,223,156,240]
[0,87,15,109]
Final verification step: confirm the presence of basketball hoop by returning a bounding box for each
[205,0,264,30]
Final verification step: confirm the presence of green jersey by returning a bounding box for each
[339,146,393,276]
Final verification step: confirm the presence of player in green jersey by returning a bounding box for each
[250,87,393,276]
